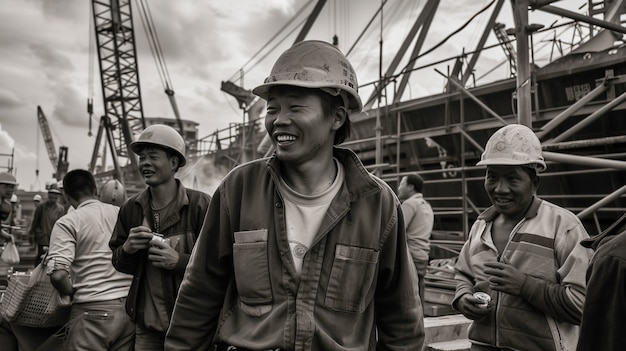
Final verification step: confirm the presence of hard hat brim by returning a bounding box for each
[253,81,363,113]
[130,140,187,167]
[477,158,547,172]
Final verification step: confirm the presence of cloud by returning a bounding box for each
[29,43,74,74]
[0,124,15,152]
[0,90,22,108]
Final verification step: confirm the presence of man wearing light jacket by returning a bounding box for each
[453,124,592,351]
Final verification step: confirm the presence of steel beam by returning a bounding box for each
[536,81,607,139]
[543,151,626,170]
[538,5,626,35]
[435,68,508,125]
[578,184,626,219]
[549,91,626,143]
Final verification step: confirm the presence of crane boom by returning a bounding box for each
[36,105,58,173]
[90,0,146,181]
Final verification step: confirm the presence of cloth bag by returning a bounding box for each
[0,260,71,327]
[0,241,20,265]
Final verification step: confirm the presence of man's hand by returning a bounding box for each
[1,229,14,243]
[122,226,153,254]
[484,261,526,296]
[455,293,491,320]
[147,238,179,270]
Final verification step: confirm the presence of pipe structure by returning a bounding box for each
[548,91,626,143]
[578,184,626,219]
[543,151,626,170]
[536,82,607,139]
[512,0,532,127]
[434,68,508,125]
[543,135,626,150]
[538,5,626,35]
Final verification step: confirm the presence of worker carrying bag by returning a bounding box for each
[0,258,71,328]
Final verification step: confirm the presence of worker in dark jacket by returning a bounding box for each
[109,124,211,351]
[29,185,65,266]
[166,40,424,351]
[577,213,626,351]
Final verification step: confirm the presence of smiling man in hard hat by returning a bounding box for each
[166,40,424,351]
[109,124,211,351]
[452,124,592,351]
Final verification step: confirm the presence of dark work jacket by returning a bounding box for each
[109,180,211,328]
[577,213,626,351]
[166,147,425,351]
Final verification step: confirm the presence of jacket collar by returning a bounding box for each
[135,179,189,212]
[266,147,382,201]
[478,196,542,222]
[134,179,189,233]
[75,198,101,209]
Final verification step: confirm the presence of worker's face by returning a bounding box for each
[0,184,15,199]
[397,176,412,202]
[484,166,538,220]
[48,193,61,203]
[264,87,343,166]
[137,147,178,187]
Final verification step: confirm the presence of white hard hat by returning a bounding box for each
[477,124,546,172]
[33,194,42,202]
[253,40,362,113]
[131,124,186,167]
[98,179,127,206]
[0,172,17,185]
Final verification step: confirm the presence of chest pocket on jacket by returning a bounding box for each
[232,229,272,316]
[325,244,379,313]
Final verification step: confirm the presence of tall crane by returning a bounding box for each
[36,105,69,181]
[88,0,184,186]
[89,0,145,184]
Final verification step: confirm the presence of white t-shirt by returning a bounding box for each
[277,159,345,275]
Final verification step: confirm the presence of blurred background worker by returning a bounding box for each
[33,194,42,207]
[29,185,66,266]
[99,179,127,207]
[0,172,17,223]
[109,124,211,351]
[452,124,591,351]
[0,172,18,243]
[398,173,434,308]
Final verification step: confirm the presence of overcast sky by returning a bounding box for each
[0,0,582,192]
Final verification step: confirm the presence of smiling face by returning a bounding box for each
[484,165,538,221]
[264,86,345,166]
[137,146,179,188]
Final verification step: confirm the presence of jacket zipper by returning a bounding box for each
[494,218,526,347]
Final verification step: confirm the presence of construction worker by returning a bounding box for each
[398,173,434,308]
[99,179,127,206]
[29,184,65,266]
[47,169,134,350]
[0,172,17,243]
[166,40,425,351]
[33,194,42,207]
[109,124,211,351]
[577,212,626,351]
[452,124,591,351]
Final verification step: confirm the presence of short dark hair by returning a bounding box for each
[405,174,424,193]
[63,169,97,201]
